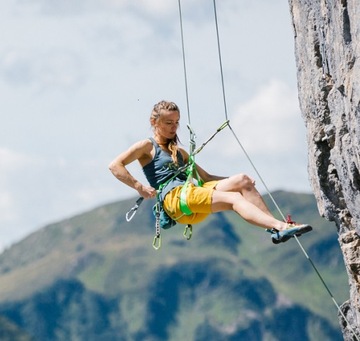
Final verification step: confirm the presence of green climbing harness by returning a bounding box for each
[179,122,229,216]
[179,157,199,216]
[179,125,204,216]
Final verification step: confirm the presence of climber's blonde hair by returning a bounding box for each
[150,100,180,165]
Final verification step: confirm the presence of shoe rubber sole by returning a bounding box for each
[270,225,313,244]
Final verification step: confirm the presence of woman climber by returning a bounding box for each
[109,100,312,243]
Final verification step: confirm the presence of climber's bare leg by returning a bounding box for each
[210,190,288,231]
[215,174,273,217]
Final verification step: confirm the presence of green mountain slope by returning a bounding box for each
[0,191,348,340]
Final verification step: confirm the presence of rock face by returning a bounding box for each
[289,0,360,339]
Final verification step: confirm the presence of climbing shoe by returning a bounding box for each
[266,224,313,244]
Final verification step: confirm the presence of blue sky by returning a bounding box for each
[0,0,311,250]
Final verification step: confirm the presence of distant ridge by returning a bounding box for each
[0,191,347,340]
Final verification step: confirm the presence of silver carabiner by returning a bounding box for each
[152,234,162,250]
[125,197,144,222]
[183,224,192,240]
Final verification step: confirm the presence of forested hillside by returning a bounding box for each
[0,191,348,340]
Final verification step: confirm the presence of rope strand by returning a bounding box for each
[177,0,191,126]
[212,0,229,121]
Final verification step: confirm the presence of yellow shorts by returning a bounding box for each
[163,181,219,225]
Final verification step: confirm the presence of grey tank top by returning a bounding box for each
[142,137,187,201]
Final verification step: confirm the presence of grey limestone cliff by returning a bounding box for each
[289,0,360,339]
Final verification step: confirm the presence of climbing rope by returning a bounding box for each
[212,0,229,121]
[209,1,359,339]
[177,0,191,126]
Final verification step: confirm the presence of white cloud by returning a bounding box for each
[0,145,147,250]
[14,0,179,17]
[0,193,15,223]
[0,149,40,249]
[196,80,310,194]
[224,79,305,155]
[128,0,176,15]
[0,147,32,168]
[0,49,85,90]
